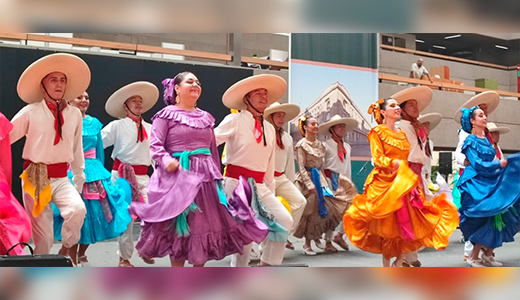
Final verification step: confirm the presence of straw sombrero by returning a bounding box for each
[318,115,359,136]
[17,53,91,104]
[418,113,442,131]
[453,91,499,124]
[264,102,300,123]
[105,81,159,118]
[390,86,433,113]
[222,74,287,110]
[487,122,510,134]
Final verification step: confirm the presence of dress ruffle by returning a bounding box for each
[53,178,132,244]
[136,180,268,265]
[372,126,409,151]
[295,139,326,158]
[84,158,112,183]
[345,192,459,259]
[0,114,13,140]
[152,106,215,129]
[82,116,103,137]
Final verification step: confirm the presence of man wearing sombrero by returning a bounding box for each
[215,74,293,267]
[487,122,510,161]
[10,53,89,258]
[452,91,500,263]
[264,101,307,250]
[392,86,434,267]
[417,113,442,197]
[319,114,360,252]
[102,81,158,267]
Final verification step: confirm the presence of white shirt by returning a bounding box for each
[274,131,296,182]
[411,63,429,79]
[455,129,469,169]
[323,138,352,179]
[215,110,276,193]
[10,100,85,190]
[399,120,429,165]
[101,117,152,166]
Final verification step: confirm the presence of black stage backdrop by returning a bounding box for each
[0,46,253,200]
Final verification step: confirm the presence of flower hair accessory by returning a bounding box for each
[162,78,175,105]
[368,98,385,124]
[298,116,307,137]
[460,105,479,134]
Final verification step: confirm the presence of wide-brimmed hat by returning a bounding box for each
[17,53,91,104]
[222,74,287,110]
[487,122,510,134]
[454,91,499,124]
[105,81,159,118]
[318,115,359,136]
[264,102,300,123]
[418,113,442,131]
[390,86,433,113]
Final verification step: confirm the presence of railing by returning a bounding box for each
[0,33,289,69]
[379,73,520,99]
[381,44,517,70]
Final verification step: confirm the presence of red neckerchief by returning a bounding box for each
[45,100,67,145]
[331,134,347,163]
[127,115,148,143]
[486,132,501,159]
[254,117,263,144]
[412,120,431,157]
[275,128,285,149]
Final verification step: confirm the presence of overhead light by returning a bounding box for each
[433,45,446,49]
[495,44,508,50]
[444,34,461,39]
[415,39,425,43]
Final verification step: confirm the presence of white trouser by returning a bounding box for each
[224,177,293,266]
[464,240,474,256]
[22,177,86,254]
[274,174,306,233]
[111,171,149,260]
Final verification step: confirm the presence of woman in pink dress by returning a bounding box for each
[0,112,31,255]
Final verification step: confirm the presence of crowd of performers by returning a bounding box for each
[0,53,519,267]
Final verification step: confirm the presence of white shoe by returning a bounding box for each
[467,258,486,267]
[303,246,317,256]
[314,239,326,251]
[481,254,503,267]
[249,248,261,261]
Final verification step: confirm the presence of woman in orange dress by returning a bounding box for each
[344,98,459,267]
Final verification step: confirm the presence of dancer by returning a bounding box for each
[215,74,293,267]
[0,112,31,255]
[131,72,268,267]
[53,91,132,266]
[344,98,458,267]
[393,86,434,267]
[10,53,89,258]
[319,115,360,251]
[102,81,158,267]
[452,91,500,261]
[417,113,442,196]
[458,106,520,267]
[293,116,353,255]
[487,122,510,160]
[264,101,307,250]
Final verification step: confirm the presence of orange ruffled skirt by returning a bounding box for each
[344,163,459,259]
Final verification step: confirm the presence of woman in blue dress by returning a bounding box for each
[54,91,132,266]
[458,106,520,267]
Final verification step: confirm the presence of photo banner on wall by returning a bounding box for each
[289,33,378,191]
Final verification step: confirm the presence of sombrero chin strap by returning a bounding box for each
[331,130,346,163]
[246,98,267,146]
[41,83,66,145]
[124,103,148,143]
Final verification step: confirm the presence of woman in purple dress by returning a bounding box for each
[131,72,267,267]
